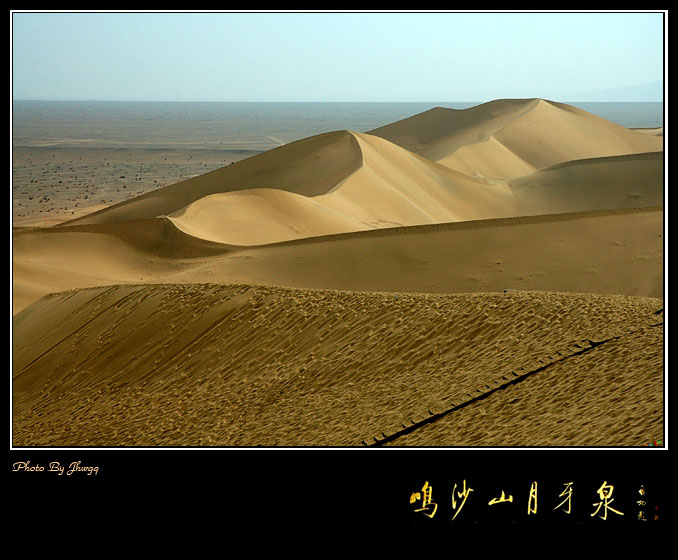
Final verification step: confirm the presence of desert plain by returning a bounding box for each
[11,98,665,447]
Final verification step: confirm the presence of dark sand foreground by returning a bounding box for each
[12,284,663,446]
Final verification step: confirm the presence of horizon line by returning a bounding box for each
[12,98,664,103]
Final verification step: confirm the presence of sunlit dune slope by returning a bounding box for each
[12,283,663,446]
[369,98,663,179]
[60,128,518,244]
[12,207,663,315]
[166,131,517,245]
[165,189,370,246]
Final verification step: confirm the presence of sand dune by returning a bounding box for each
[166,188,369,246]
[53,131,663,249]
[62,130,363,226]
[12,207,663,315]
[60,129,522,244]
[509,151,664,215]
[12,283,662,446]
[58,128,519,244]
[369,98,663,178]
[47,99,663,249]
[166,131,519,244]
[11,99,665,448]
[178,207,663,300]
[12,216,234,314]
[368,98,542,161]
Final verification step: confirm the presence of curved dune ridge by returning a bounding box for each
[166,131,519,245]
[12,207,663,315]
[11,98,665,447]
[62,129,365,226]
[369,98,663,179]
[61,127,523,244]
[12,283,663,447]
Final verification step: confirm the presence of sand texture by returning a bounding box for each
[12,284,663,447]
[11,98,665,447]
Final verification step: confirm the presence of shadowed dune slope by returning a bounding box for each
[12,207,663,315]
[12,283,662,447]
[12,216,235,314]
[369,99,663,179]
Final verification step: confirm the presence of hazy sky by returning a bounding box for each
[11,11,666,102]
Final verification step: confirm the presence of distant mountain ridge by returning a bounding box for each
[564,80,664,102]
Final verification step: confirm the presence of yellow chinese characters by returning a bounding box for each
[591,481,624,520]
[554,482,574,515]
[527,481,538,515]
[410,481,438,518]
[488,490,513,505]
[451,480,474,521]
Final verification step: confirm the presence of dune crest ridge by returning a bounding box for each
[61,129,364,226]
[370,98,663,179]
[160,129,521,245]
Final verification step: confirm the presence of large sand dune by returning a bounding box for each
[11,99,665,447]
[52,99,662,248]
[165,131,518,245]
[369,98,663,178]
[12,283,662,446]
[61,128,522,244]
[63,130,364,225]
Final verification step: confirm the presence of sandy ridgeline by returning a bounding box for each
[11,98,665,447]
